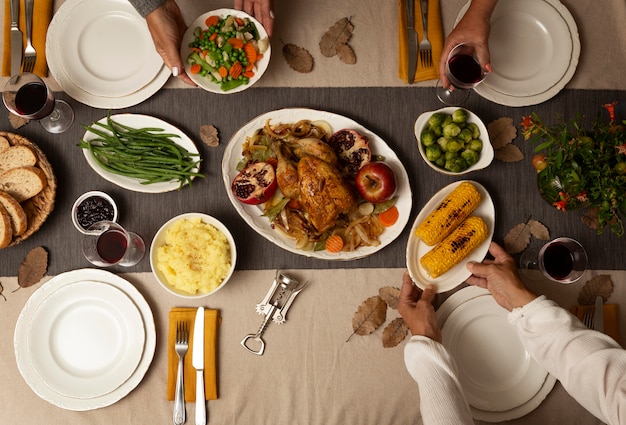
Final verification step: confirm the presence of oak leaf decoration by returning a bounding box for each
[0,282,5,300]
[503,219,550,254]
[319,17,356,64]
[336,43,356,65]
[488,117,517,149]
[495,143,524,162]
[351,295,387,336]
[379,286,400,309]
[382,317,408,348]
[18,246,48,288]
[581,207,600,231]
[282,43,314,73]
[529,220,550,240]
[9,113,29,129]
[578,275,614,305]
[199,125,219,147]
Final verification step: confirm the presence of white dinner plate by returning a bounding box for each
[14,269,156,411]
[222,108,413,260]
[437,286,556,421]
[82,114,201,193]
[27,281,145,399]
[406,180,494,293]
[181,9,271,94]
[46,0,170,108]
[456,0,580,106]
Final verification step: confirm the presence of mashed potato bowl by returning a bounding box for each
[150,213,237,298]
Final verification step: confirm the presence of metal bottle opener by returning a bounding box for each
[241,271,307,355]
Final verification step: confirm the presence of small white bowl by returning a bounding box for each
[150,213,237,299]
[72,191,119,234]
[414,107,494,175]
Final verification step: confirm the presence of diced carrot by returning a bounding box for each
[244,43,257,64]
[378,205,399,227]
[205,15,220,27]
[209,32,218,41]
[245,63,254,72]
[190,47,202,53]
[218,66,228,78]
[230,61,243,79]
[325,234,344,253]
[189,63,202,74]
[228,38,245,49]
[243,70,255,78]
[256,53,263,61]
[234,17,245,26]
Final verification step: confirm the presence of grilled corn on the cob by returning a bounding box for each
[420,216,488,278]
[415,181,481,246]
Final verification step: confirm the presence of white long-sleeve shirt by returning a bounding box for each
[404,296,626,425]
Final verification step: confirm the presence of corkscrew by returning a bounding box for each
[240,270,308,355]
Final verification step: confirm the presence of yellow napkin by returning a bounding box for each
[398,0,443,83]
[2,0,52,77]
[167,307,221,401]
[570,304,620,345]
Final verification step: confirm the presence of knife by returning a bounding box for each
[192,307,206,425]
[405,0,417,84]
[593,296,604,333]
[9,0,23,75]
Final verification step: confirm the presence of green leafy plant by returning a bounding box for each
[522,102,626,236]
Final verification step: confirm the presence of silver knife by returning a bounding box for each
[192,307,206,425]
[406,0,417,84]
[9,0,23,75]
[593,296,604,333]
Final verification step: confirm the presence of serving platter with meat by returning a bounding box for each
[222,108,412,260]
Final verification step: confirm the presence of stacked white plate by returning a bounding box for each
[437,286,556,422]
[14,269,156,411]
[46,0,169,109]
[456,0,580,106]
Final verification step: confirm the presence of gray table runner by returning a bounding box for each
[2,87,625,276]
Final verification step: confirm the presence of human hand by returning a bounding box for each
[466,242,537,311]
[234,0,275,37]
[145,0,196,86]
[398,271,442,343]
[439,0,497,89]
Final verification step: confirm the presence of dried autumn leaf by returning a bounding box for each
[319,17,354,57]
[18,246,48,288]
[495,143,524,162]
[351,295,387,336]
[336,43,356,65]
[0,282,5,300]
[382,317,408,348]
[282,43,314,73]
[379,286,400,309]
[581,207,600,231]
[9,113,29,129]
[578,275,614,305]
[528,219,550,240]
[488,117,517,149]
[503,223,531,254]
[199,125,219,147]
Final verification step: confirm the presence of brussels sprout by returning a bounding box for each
[446,139,464,153]
[435,155,446,168]
[452,109,469,123]
[442,115,453,127]
[445,157,469,173]
[420,129,437,146]
[468,139,483,152]
[431,125,443,136]
[428,113,446,127]
[443,123,461,138]
[425,144,442,161]
[458,128,473,143]
[461,149,479,166]
[445,150,458,160]
[437,136,448,151]
[467,122,481,139]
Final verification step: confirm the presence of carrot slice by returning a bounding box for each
[228,38,245,49]
[189,63,202,74]
[234,17,245,26]
[230,61,243,79]
[205,15,220,27]
[218,66,228,78]
[209,32,218,41]
[244,43,258,64]
[325,234,344,253]
[242,70,255,78]
[378,206,399,227]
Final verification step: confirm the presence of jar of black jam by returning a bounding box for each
[72,191,119,233]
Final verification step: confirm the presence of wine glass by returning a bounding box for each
[436,43,489,106]
[519,237,587,283]
[82,221,145,267]
[3,72,74,133]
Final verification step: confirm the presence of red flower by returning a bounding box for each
[521,116,533,130]
[615,143,626,155]
[603,101,618,122]
[558,191,569,201]
[576,191,588,202]
[553,200,567,212]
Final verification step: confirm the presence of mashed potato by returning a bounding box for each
[156,217,232,294]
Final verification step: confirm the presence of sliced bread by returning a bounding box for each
[0,136,10,153]
[0,190,27,236]
[0,203,12,248]
[0,166,48,202]
[0,145,38,173]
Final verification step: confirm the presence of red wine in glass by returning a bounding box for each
[448,54,484,88]
[14,82,55,118]
[82,221,145,267]
[538,237,587,283]
[96,229,129,264]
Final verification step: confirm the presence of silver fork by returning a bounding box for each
[418,0,433,68]
[174,322,189,425]
[22,0,36,73]
[582,307,594,329]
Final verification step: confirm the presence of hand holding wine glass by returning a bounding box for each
[3,72,74,133]
[436,43,489,105]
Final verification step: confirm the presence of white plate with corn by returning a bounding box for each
[406,180,495,293]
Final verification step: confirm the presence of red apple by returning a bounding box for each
[355,162,397,203]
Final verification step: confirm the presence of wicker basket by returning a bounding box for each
[1,132,56,247]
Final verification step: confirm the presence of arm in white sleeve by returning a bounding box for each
[509,296,626,425]
[404,336,474,425]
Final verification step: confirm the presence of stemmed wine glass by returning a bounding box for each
[3,72,74,133]
[519,237,588,283]
[436,43,489,105]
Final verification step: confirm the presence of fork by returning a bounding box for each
[174,322,189,425]
[582,307,594,329]
[418,0,433,68]
[22,0,36,73]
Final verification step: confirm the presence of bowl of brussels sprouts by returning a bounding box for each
[414,107,493,175]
